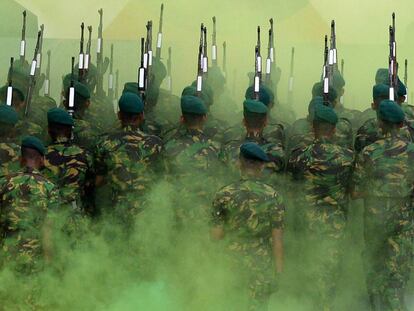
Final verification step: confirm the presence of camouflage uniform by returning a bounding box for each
[288,137,353,310]
[16,119,45,141]
[94,126,163,228]
[0,139,20,177]
[212,178,285,311]
[73,118,100,152]
[165,128,222,224]
[0,167,59,274]
[85,95,117,133]
[353,132,414,311]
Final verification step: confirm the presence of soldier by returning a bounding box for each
[355,84,414,153]
[0,104,20,176]
[287,102,353,310]
[353,100,414,311]
[61,77,99,152]
[94,92,163,229]
[211,142,285,311]
[221,99,285,181]
[44,108,94,214]
[0,136,59,275]
[164,95,222,224]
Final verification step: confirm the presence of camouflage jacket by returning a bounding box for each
[85,96,117,133]
[354,117,414,153]
[0,167,59,273]
[73,118,100,152]
[221,132,285,175]
[287,117,353,154]
[212,178,285,265]
[16,119,45,141]
[0,140,20,177]
[44,137,94,208]
[94,126,163,201]
[402,103,414,120]
[335,104,361,130]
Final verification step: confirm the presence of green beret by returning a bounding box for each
[313,103,338,125]
[332,70,345,92]
[190,80,214,106]
[378,100,405,123]
[312,82,338,103]
[240,142,269,162]
[243,99,268,114]
[308,96,325,120]
[0,84,26,102]
[123,82,140,96]
[21,136,45,156]
[375,68,389,84]
[372,84,389,100]
[181,95,207,115]
[63,75,91,99]
[47,107,74,126]
[245,85,272,106]
[181,86,209,104]
[118,92,144,114]
[0,104,18,125]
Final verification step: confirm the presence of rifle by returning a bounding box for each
[389,13,398,101]
[138,37,147,99]
[212,16,217,66]
[323,35,330,103]
[44,50,51,96]
[68,57,76,116]
[36,24,44,73]
[222,41,227,78]
[256,26,262,82]
[156,4,164,60]
[404,59,408,103]
[265,29,272,85]
[196,28,204,95]
[203,26,208,74]
[108,44,114,100]
[269,18,275,64]
[254,45,261,100]
[166,47,172,93]
[287,47,295,105]
[6,57,14,106]
[78,23,86,82]
[329,20,337,71]
[85,26,92,70]
[114,69,119,112]
[20,11,27,63]
[96,9,105,97]
[24,30,42,116]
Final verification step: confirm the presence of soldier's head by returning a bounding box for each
[20,136,45,170]
[243,99,268,132]
[377,100,404,134]
[239,142,269,176]
[180,95,207,129]
[62,76,91,117]
[0,84,27,114]
[117,92,145,128]
[182,86,210,111]
[0,104,18,138]
[310,101,338,138]
[332,70,345,99]
[190,81,214,107]
[245,85,274,110]
[47,108,74,142]
[312,82,338,108]
[372,84,389,110]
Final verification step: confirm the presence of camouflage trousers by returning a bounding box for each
[363,214,414,311]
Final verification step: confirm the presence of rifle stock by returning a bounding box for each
[24,30,42,116]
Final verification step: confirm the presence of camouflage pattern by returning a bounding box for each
[287,117,353,154]
[85,96,117,133]
[335,104,361,129]
[0,140,20,177]
[353,132,414,311]
[16,119,45,141]
[44,137,94,210]
[287,137,353,310]
[94,126,163,227]
[73,118,100,152]
[29,95,58,128]
[402,103,414,120]
[212,178,285,310]
[354,117,414,153]
[0,167,59,274]
[164,128,222,224]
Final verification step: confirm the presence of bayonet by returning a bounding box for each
[212,16,217,66]
[44,50,51,96]
[6,57,14,106]
[156,3,164,60]
[20,11,27,62]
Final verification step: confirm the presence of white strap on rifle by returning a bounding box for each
[143,53,148,69]
[196,75,203,92]
[405,88,409,103]
[266,58,271,74]
[78,54,84,69]
[108,74,114,90]
[148,51,153,66]
[333,49,337,64]
[322,65,327,78]
[113,98,118,114]
[97,38,102,54]
[69,86,75,108]
[270,48,274,63]
[323,77,329,94]
[20,40,26,57]
[329,49,334,65]
[157,33,162,49]
[6,86,13,106]
[257,56,262,73]
[138,68,145,88]
[393,42,396,57]
[166,76,172,91]
[389,87,395,101]
[289,77,294,92]
[36,53,41,69]
[44,80,50,95]
[30,60,37,76]
[203,57,208,73]
[254,76,260,93]
[84,54,90,69]
[212,45,217,61]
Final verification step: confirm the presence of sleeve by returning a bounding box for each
[270,193,285,230]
